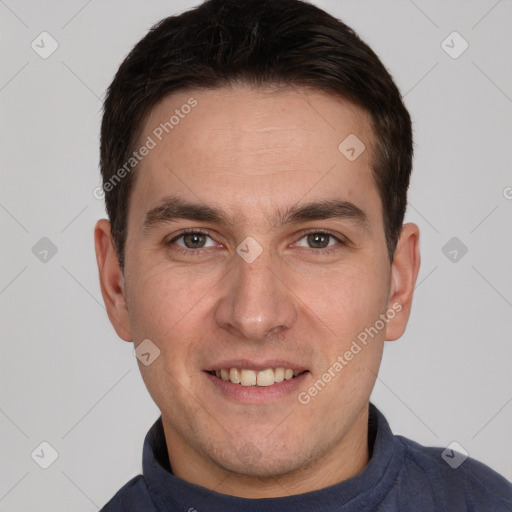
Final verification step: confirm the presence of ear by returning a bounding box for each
[386,223,421,341]
[94,219,132,342]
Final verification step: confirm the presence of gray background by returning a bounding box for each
[1,0,511,510]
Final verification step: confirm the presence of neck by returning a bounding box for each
[163,406,370,498]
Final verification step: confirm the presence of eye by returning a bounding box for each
[170,231,217,249]
[295,231,343,250]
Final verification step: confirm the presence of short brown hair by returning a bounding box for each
[100,0,413,269]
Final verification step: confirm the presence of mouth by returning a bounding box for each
[205,367,309,387]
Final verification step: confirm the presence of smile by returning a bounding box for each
[207,367,307,387]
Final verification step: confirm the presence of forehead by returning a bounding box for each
[129,85,380,226]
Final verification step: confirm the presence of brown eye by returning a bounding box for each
[306,233,331,248]
[294,231,343,252]
[182,233,207,248]
[170,231,217,250]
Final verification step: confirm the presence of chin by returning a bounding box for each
[219,457,300,480]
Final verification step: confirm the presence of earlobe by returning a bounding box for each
[386,223,421,341]
[94,219,132,342]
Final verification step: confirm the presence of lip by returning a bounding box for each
[204,360,308,373]
[204,369,310,404]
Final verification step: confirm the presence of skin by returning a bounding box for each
[95,85,420,498]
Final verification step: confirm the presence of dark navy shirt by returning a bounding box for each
[101,404,512,511]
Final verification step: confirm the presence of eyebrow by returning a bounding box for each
[143,195,369,233]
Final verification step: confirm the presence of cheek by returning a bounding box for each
[290,260,390,344]
[126,266,217,405]
[128,260,214,329]
[295,264,388,416]
[125,264,219,386]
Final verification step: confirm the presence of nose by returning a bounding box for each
[214,247,297,342]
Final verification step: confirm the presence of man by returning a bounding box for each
[94,0,512,510]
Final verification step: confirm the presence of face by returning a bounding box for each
[95,84,419,495]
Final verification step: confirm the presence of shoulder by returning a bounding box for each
[100,475,157,512]
[395,435,512,510]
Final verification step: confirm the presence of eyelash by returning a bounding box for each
[166,228,346,256]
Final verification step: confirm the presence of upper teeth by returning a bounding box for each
[215,368,301,386]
